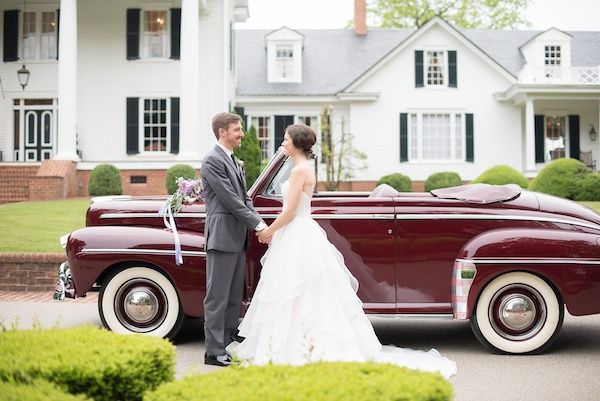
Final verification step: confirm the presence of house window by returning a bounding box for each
[250,116,272,160]
[545,116,566,161]
[142,10,168,58]
[275,44,294,79]
[142,99,169,152]
[544,45,562,78]
[22,10,57,60]
[409,113,464,160]
[426,51,445,86]
[297,115,320,161]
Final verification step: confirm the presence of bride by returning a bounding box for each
[229,124,457,379]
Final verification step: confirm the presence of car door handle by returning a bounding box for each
[388,229,393,235]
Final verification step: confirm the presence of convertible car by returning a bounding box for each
[56,151,600,354]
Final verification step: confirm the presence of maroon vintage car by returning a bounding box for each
[56,151,600,354]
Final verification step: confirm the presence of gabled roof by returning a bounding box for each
[519,27,572,49]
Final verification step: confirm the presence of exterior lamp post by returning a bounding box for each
[17,64,30,90]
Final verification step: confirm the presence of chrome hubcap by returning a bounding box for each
[114,278,168,333]
[124,288,159,323]
[489,284,547,341]
[500,295,536,330]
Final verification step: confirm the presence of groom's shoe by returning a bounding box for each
[204,353,232,367]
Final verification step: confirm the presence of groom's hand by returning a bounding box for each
[256,228,272,244]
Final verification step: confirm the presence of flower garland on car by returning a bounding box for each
[158,177,204,266]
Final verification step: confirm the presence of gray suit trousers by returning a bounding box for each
[204,249,246,356]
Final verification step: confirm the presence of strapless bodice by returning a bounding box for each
[281,180,311,217]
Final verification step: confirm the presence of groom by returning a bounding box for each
[201,112,268,367]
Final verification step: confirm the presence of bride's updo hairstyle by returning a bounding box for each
[286,124,317,158]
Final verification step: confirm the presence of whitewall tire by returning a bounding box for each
[99,266,184,338]
[471,272,564,354]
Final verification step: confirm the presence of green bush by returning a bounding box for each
[166,164,196,194]
[471,165,529,189]
[144,362,453,401]
[0,326,175,401]
[0,380,90,401]
[377,173,412,192]
[575,172,600,201]
[529,158,589,199]
[88,164,122,196]
[234,124,262,188]
[424,172,462,192]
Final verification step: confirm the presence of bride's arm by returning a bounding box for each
[261,168,305,237]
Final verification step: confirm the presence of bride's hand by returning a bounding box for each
[257,227,273,244]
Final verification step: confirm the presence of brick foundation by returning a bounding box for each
[0,253,64,292]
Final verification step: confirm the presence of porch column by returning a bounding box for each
[525,98,536,174]
[55,0,79,161]
[178,0,202,161]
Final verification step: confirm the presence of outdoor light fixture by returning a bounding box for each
[590,124,597,142]
[17,64,30,90]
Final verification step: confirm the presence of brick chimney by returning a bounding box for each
[354,0,367,36]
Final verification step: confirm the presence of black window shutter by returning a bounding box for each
[568,115,580,160]
[56,9,60,60]
[399,113,408,162]
[126,97,140,154]
[466,113,474,162]
[3,10,19,62]
[448,50,457,88]
[170,8,181,60]
[170,97,180,154]
[126,9,140,60]
[534,115,545,163]
[415,50,424,88]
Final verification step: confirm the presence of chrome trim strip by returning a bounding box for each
[456,258,600,265]
[395,213,600,230]
[368,313,454,320]
[82,248,206,257]
[101,213,207,219]
[101,212,394,220]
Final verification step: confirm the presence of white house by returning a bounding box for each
[0,0,248,201]
[235,5,600,190]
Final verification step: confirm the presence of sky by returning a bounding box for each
[237,0,600,31]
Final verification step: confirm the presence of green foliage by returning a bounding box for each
[88,164,122,196]
[367,0,531,29]
[234,124,262,188]
[575,173,600,201]
[144,362,453,401]
[0,380,90,401]
[377,173,412,192]
[471,165,529,189]
[529,158,589,199]
[424,172,462,192]
[166,164,196,194]
[0,326,175,401]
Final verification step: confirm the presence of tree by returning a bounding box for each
[234,124,262,188]
[320,105,368,191]
[367,0,531,29]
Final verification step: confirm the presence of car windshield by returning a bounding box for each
[264,156,293,196]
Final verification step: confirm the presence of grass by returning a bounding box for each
[0,198,90,253]
[0,198,599,254]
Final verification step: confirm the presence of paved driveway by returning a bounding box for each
[1,292,599,401]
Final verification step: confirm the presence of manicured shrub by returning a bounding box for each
[166,164,196,194]
[144,362,453,401]
[0,380,90,401]
[377,173,412,192]
[234,124,262,188]
[88,164,122,196]
[424,172,462,192]
[0,326,176,401]
[471,165,529,189]
[575,172,600,201]
[529,158,589,199]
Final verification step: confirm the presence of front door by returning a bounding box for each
[273,115,294,154]
[14,99,56,162]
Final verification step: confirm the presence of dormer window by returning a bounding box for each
[266,27,303,83]
[544,45,562,79]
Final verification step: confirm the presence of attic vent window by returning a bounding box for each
[131,175,147,184]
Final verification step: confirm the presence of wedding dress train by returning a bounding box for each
[230,180,457,379]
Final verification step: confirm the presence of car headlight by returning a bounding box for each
[60,234,69,249]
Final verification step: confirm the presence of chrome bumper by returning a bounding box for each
[53,262,75,300]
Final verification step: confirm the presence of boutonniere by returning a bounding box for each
[235,157,245,172]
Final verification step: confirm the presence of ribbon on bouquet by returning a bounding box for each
[158,200,184,266]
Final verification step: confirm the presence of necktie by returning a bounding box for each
[231,153,241,174]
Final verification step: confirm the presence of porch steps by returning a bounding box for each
[0,164,40,204]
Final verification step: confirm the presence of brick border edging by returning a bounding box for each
[0,253,65,291]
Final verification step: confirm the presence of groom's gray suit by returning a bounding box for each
[201,144,262,357]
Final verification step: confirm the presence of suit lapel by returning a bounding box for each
[214,145,245,188]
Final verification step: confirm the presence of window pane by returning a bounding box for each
[410,114,418,160]
[276,44,294,79]
[41,12,57,59]
[545,116,566,161]
[251,116,271,160]
[142,10,167,58]
[426,51,445,86]
[143,98,169,152]
[23,12,36,60]
[422,113,451,159]
[455,114,463,160]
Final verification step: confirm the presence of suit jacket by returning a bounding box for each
[201,145,261,252]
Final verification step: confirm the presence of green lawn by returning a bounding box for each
[0,198,599,254]
[0,198,90,253]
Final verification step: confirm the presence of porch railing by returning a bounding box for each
[521,66,600,85]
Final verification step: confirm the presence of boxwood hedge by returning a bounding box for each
[529,158,588,199]
[144,362,453,401]
[166,164,197,194]
[377,173,412,192]
[88,164,123,196]
[0,326,175,401]
[0,380,90,401]
[424,172,462,192]
[471,165,529,188]
[575,172,600,201]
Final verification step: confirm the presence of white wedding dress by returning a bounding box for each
[230,180,457,379]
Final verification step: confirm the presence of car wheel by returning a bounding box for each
[471,272,564,354]
[99,266,184,338]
